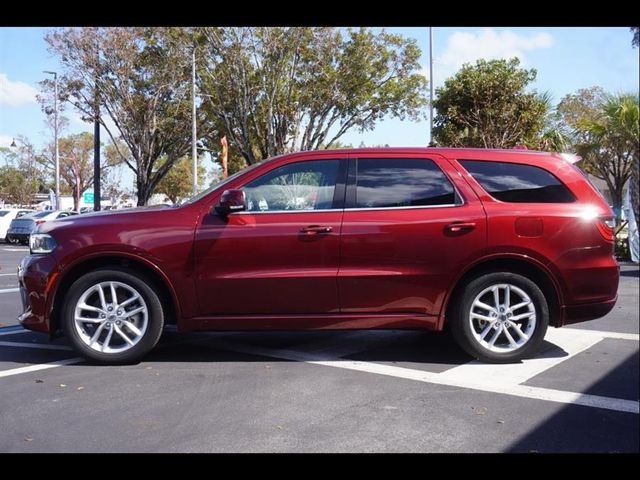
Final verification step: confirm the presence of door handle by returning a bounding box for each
[445,222,476,233]
[300,225,333,235]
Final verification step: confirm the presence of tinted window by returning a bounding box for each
[460,160,575,203]
[355,159,457,208]
[244,160,339,212]
[0,211,8,217]
[32,211,51,219]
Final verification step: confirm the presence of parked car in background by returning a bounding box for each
[17,148,619,365]
[6,210,78,245]
[1,208,35,242]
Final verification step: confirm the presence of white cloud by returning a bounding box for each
[0,134,14,148]
[0,73,38,107]
[429,28,553,86]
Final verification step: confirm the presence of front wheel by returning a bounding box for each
[62,268,164,364]
[449,272,548,363]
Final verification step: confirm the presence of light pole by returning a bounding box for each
[428,27,435,146]
[191,47,198,196]
[43,71,59,209]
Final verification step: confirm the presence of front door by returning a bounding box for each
[338,154,487,318]
[194,158,346,316]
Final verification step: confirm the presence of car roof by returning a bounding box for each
[276,147,573,166]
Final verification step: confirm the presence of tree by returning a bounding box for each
[38,132,117,210]
[569,93,639,221]
[155,155,206,204]
[0,137,42,205]
[44,27,212,206]
[557,86,608,133]
[632,27,639,48]
[433,58,549,149]
[195,27,427,165]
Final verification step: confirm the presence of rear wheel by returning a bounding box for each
[62,268,164,364]
[449,272,548,363]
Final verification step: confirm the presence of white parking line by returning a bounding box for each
[1,248,28,252]
[0,341,73,351]
[0,358,83,379]
[0,326,637,415]
[206,330,640,415]
[439,328,603,387]
[0,273,16,276]
[566,329,639,342]
[0,288,19,294]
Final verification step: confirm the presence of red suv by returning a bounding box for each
[18,148,619,364]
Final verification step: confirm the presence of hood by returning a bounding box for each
[37,204,175,234]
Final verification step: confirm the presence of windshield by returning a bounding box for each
[180,161,265,205]
[0,211,8,217]
[28,211,51,219]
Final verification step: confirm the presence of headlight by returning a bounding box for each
[29,234,57,254]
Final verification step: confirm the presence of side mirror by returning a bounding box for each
[215,189,246,216]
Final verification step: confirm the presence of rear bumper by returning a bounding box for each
[559,296,618,326]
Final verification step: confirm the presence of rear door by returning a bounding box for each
[338,153,487,318]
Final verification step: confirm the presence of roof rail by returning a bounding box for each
[556,152,582,164]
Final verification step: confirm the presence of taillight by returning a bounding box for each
[595,217,615,242]
[35,220,46,225]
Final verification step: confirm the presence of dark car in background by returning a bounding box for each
[6,210,78,245]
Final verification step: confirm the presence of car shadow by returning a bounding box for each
[132,329,569,367]
[506,350,639,452]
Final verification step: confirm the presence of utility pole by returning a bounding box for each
[43,71,59,209]
[429,27,435,147]
[93,34,101,211]
[192,46,198,196]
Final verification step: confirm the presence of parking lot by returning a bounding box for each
[0,245,638,452]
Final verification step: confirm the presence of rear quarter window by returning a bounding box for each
[459,160,575,203]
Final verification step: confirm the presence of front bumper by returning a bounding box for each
[17,254,59,333]
[6,233,30,244]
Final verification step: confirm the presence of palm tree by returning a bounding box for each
[537,91,571,152]
[576,93,639,223]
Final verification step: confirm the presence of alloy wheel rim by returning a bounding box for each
[468,283,536,353]
[73,281,148,354]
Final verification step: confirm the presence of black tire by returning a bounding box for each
[449,272,548,363]
[62,267,164,364]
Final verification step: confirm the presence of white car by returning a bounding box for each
[0,208,35,241]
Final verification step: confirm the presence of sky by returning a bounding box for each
[0,27,638,192]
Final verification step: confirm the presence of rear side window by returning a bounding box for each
[460,160,575,203]
[355,159,457,208]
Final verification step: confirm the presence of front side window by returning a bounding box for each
[460,160,575,203]
[355,159,457,209]
[243,159,339,212]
